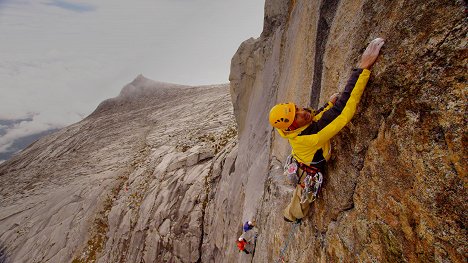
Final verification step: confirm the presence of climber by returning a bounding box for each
[236,237,250,254]
[243,220,255,232]
[241,220,258,246]
[269,38,385,222]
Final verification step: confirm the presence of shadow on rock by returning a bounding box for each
[0,243,7,263]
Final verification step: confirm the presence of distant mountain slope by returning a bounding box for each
[0,76,237,263]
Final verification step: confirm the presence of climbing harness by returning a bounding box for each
[275,220,301,263]
[284,155,324,202]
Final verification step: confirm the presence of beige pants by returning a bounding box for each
[283,168,316,222]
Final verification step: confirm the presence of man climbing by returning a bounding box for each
[241,220,258,254]
[243,220,255,232]
[236,237,250,254]
[269,38,385,222]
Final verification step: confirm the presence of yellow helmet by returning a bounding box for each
[269,103,296,130]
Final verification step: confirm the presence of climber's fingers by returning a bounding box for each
[359,37,385,69]
[365,38,385,56]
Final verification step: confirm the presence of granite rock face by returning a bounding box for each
[0,77,237,263]
[227,0,466,262]
[0,0,466,262]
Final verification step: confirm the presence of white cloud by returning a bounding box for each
[0,112,68,153]
[45,0,96,13]
[0,142,14,154]
[0,112,34,120]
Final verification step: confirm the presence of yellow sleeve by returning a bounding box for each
[298,69,370,147]
[315,69,370,145]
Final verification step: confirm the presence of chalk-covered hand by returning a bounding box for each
[359,38,385,69]
[329,92,340,104]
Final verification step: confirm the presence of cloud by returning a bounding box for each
[0,112,71,154]
[0,113,34,121]
[0,118,44,151]
[45,0,96,13]
[0,141,13,154]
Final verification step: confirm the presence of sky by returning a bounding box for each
[0,0,264,162]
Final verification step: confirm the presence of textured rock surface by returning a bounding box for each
[227,0,467,262]
[0,77,237,263]
[0,0,466,262]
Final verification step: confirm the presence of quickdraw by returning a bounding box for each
[298,163,323,204]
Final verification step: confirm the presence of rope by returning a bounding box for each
[274,220,301,263]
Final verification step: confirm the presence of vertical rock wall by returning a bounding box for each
[226,0,466,262]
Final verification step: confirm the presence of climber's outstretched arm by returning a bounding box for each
[311,38,385,130]
[301,38,385,146]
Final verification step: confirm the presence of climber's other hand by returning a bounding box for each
[329,93,340,104]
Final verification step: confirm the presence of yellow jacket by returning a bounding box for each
[277,69,371,166]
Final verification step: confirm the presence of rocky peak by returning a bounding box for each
[91,77,194,117]
[119,75,189,99]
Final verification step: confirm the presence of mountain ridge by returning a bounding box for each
[0,79,237,262]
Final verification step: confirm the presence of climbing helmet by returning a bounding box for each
[269,102,296,130]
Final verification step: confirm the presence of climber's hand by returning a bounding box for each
[329,93,340,104]
[359,38,385,69]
